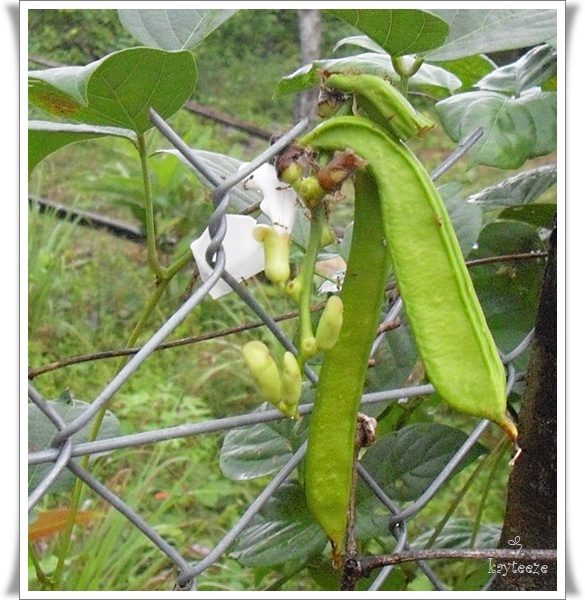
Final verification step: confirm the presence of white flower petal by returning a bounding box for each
[191,214,265,299]
[239,162,297,232]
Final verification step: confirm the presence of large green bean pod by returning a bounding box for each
[301,115,515,561]
[305,168,390,565]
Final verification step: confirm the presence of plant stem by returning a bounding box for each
[137,132,167,281]
[297,203,326,366]
[391,55,423,96]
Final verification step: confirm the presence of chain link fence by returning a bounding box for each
[28,110,551,592]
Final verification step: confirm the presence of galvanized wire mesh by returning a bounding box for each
[28,111,540,592]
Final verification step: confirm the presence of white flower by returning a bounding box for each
[190,214,264,299]
[190,163,299,298]
[241,162,297,234]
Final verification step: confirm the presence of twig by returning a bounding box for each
[348,548,557,580]
[340,415,378,591]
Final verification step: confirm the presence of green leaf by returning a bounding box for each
[230,481,327,567]
[29,48,197,133]
[467,164,557,208]
[498,203,557,229]
[436,89,557,169]
[468,220,547,354]
[219,397,311,481]
[476,44,557,95]
[424,9,557,61]
[117,9,238,50]
[28,397,121,495]
[333,34,386,55]
[158,148,266,212]
[28,120,136,175]
[327,9,449,56]
[356,424,486,504]
[219,405,295,481]
[413,518,501,548]
[438,183,483,258]
[434,55,497,92]
[276,53,460,99]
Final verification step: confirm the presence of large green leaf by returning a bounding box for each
[434,54,497,92]
[219,404,297,481]
[356,424,486,504]
[436,89,556,169]
[467,164,557,209]
[476,44,557,95]
[498,203,557,230]
[28,121,136,175]
[230,481,327,568]
[438,183,483,258]
[328,9,449,56]
[28,393,121,495]
[468,220,547,354]
[28,47,196,133]
[424,9,557,61]
[413,518,501,549]
[117,9,238,50]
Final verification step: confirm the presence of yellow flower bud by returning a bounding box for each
[254,226,291,285]
[242,341,282,406]
[301,335,318,358]
[315,295,344,351]
[285,276,302,303]
[280,351,302,419]
[278,161,303,186]
[298,176,326,209]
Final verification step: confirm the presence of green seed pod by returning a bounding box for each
[323,72,435,141]
[242,341,282,406]
[301,115,517,565]
[315,295,344,351]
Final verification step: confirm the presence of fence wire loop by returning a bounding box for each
[28,113,542,592]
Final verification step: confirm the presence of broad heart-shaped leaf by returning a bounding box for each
[230,481,327,568]
[28,121,137,175]
[468,220,547,354]
[327,9,449,56]
[433,54,497,92]
[276,53,461,100]
[28,397,121,495]
[219,399,310,481]
[423,9,558,61]
[356,424,486,505]
[436,89,557,169]
[117,9,238,50]
[219,404,297,481]
[498,203,557,230]
[28,48,196,134]
[467,164,557,209]
[476,44,557,96]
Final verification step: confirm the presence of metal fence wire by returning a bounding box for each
[28,110,542,592]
